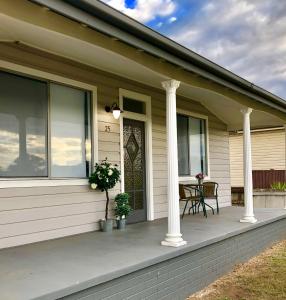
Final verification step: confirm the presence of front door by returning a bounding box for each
[123,118,147,223]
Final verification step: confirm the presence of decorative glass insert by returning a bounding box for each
[123,119,145,214]
[177,114,208,176]
[126,133,139,163]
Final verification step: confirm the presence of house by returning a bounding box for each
[230,126,286,187]
[0,1,285,299]
[230,127,286,208]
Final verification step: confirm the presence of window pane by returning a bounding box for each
[0,72,48,177]
[189,117,207,176]
[123,97,145,114]
[177,114,190,176]
[50,83,91,178]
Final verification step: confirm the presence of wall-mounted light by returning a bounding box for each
[105,103,123,120]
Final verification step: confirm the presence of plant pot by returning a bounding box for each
[116,219,126,230]
[100,219,113,232]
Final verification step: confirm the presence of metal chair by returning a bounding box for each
[179,184,200,219]
[202,182,219,214]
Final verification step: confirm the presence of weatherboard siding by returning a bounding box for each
[0,44,231,249]
[230,130,286,187]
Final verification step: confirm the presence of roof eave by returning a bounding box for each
[29,0,286,113]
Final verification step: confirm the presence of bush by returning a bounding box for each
[89,158,120,220]
[114,193,132,219]
[270,182,286,191]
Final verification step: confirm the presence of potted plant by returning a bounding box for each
[114,193,132,230]
[195,173,205,185]
[89,158,120,232]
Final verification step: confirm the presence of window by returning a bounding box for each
[123,97,146,114]
[0,71,92,178]
[177,114,208,177]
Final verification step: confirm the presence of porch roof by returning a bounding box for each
[0,0,285,129]
[30,0,286,114]
[0,207,285,300]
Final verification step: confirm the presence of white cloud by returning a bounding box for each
[168,16,177,23]
[99,0,286,98]
[100,0,176,23]
[169,0,286,98]
[157,22,163,28]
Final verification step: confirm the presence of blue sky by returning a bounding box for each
[101,0,286,100]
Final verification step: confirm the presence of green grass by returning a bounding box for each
[188,240,286,300]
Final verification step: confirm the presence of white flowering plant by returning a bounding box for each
[114,193,132,220]
[89,158,120,220]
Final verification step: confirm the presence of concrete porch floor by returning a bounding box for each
[0,207,285,300]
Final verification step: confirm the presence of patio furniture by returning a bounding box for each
[179,184,200,219]
[202,182,219,214]
[186,183,209,217]
[186,183,217,217]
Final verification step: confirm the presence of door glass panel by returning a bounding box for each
[123,119,146,222]
[134,191,144,210]
[0,72,48,177]
[50,83,91,178]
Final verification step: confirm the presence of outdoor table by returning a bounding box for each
[183,183,206,217]
[184,183,215,217]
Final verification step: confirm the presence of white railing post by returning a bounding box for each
[161,79,187,247]
[240,108,257,223]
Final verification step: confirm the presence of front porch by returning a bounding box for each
[0,207,285,300]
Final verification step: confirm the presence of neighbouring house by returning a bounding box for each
[0,1,285,299]
[230,127,286,208]
[230,127,286,188]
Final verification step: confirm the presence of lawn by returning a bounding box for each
[187,240,286,300]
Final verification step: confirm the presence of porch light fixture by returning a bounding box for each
[105,103,123,119]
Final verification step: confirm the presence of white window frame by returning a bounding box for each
[177,108,210,182]
[119,88,154,221]
[0,60,98,188]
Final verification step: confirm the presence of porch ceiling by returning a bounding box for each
[0,11,284,131]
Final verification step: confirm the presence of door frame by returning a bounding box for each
[119,88,154,221]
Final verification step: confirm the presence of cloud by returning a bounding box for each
[100,0,286,99]
[157,22,163,28]
[168,16,177,23]
[100,0,176,23]
[167,0,286,98]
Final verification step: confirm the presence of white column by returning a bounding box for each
[161,79,187,247]
[240,108,257,223]
[284,124,286,210]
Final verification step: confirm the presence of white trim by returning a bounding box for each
[119,88,154,221]
[176,109,211,182]
[0,179,89,189]
[235,126,285,134]
[0,60,98,188]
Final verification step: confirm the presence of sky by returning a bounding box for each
[100,0,286,100]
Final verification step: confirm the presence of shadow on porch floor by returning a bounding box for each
[0,207,285,299]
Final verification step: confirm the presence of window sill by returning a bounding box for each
[179,176,210,183]
[0,178,89,189]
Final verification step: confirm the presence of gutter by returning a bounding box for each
[232,126,285,134]
[29,0,286,114]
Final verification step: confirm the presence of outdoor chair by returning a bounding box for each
[202,182,219,214]
[179,184,201,219]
